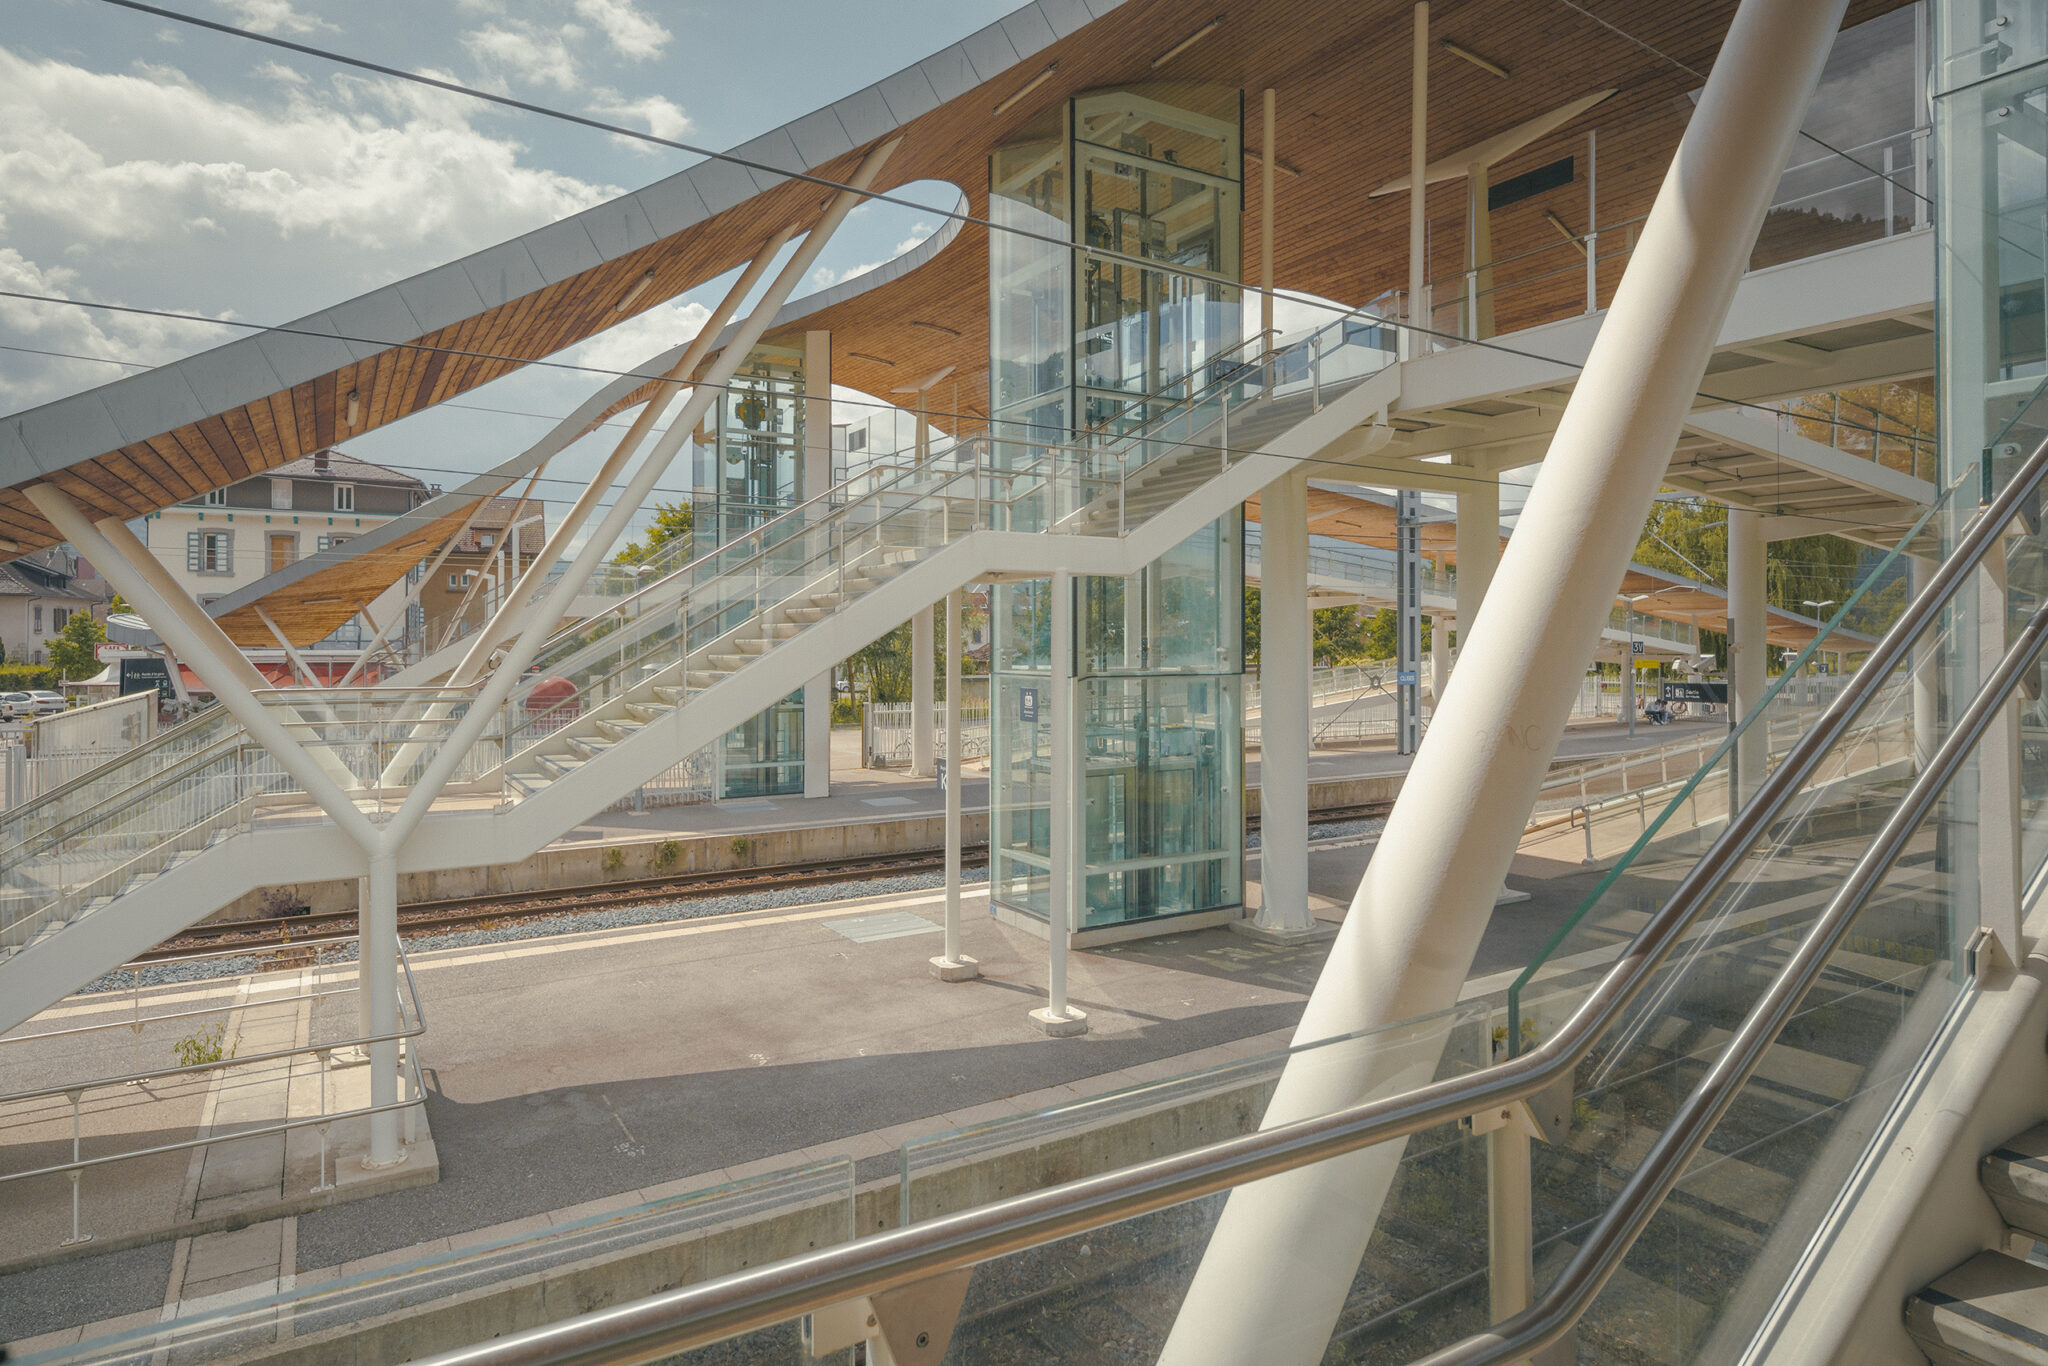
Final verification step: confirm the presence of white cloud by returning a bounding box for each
[463,22,580,92]
[0,45,621,409]
[0,247,226,410]
[0,49,606,254]
[589,92,690,144]
[572,0,671,60]
[214,0,336,35]
[568,299,714,378]
[806,222,938,290]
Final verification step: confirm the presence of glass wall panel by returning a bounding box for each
[683,342,811,798]
[987,87,1244,931]
[991,581,1057,917]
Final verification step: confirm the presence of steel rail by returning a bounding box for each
[401,441,2048,1366]
[1423,519,2048,1366]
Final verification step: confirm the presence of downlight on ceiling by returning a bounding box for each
[1153,18,1223,69]
[993,62,1058,118]
[614,269,657,313]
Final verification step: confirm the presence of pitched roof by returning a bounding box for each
[265,449,427,489]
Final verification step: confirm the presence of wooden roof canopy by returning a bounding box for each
[0,0,1914,578]
[1246,485,1860,649]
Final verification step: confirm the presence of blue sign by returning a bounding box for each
[1396,670,1419,687]
[1019,687,1039,722]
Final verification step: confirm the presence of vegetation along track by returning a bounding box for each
[140,801,1392,963]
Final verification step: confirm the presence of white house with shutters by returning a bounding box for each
[140,448,429,649]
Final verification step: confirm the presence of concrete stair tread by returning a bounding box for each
[1909,1251,2048,1366]
[1986,1125,2048,1242]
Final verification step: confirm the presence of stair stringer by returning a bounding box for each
[0,363,1399,1036]
[1741,899,2048,1364]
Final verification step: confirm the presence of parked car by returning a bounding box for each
[0,692,34,720]
[23,690,66,716]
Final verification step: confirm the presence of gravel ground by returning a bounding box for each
[78,820,1385,998]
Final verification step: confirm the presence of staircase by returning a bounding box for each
[0,315,1404,1036]
[1909,1127,2048,1365]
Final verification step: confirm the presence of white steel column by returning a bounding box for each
[1455,473,1500,652]
[1032,571,1087,1036]
[361,851,403,1166]
[1910,554,1939,771]
[1977,550,2024,955]
[379,138,898,810]
[1429,611,1450,706]
[1261,86,1277,352]
[1156,2,1851,1360]
[932,588,979,980]
[911,605,936,777]
[28,491,370,819]
[1244,465,1318,941]
[1728,506,1768,805]
[803,329,834,799]
[1402,3,1429,360]
[444,225,798,683]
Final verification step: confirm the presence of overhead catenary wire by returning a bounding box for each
[1,2,1939,551]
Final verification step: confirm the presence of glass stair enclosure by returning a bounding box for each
[988,84,1251,933]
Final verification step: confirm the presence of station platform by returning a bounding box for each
[0,792,1631,1353]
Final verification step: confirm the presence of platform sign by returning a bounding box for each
[119,656,174,701]
[1664,681,1729,704]
[936,757,948,793]
[1018,687,1038,723]
[1631,640,1645,655]
[1396,670,1418,687]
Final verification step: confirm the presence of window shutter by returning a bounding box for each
[187,531,202,573]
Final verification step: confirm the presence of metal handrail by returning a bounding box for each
[402,452,2048,1366]
[1432,523,2048,1366]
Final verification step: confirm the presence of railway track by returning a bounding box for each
[138,801,1391,963]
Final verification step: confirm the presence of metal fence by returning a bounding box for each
[862,681,992,769]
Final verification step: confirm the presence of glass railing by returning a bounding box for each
[14,1158,858,1366]
[1421,123,1930,354]
[1507,475,1960,1047]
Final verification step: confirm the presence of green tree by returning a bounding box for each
[614,501,695,567]
[1246,588,1422,670]
[1632,494,1865,668]
[47,609,106,681]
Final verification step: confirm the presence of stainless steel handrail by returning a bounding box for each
[1430,523,2048,1366]
[403,441,2048,1365]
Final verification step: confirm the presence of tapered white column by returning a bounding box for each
[1032,571,1087,1036]
[1728,507,1768,805]
[911,605,936,776]
[380,139,898,835]
[1157,2,1850,1359]
[932,588,979,981]
[803,329,834,799]
[1244,467,1318,940]
[361,851,403,1167]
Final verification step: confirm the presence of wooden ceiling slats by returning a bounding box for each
[122,440,191,504]
[102,449,175,509]
[160,427,229,492]
[0,0,1916,563]
[193,415,251,487]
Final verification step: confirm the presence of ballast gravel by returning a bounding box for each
[82,818,1385,997]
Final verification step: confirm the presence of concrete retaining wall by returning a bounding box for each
[240,1075,1279,1364]
[210,773,1404,923]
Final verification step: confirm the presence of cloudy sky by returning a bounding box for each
[2,0,1018,541]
